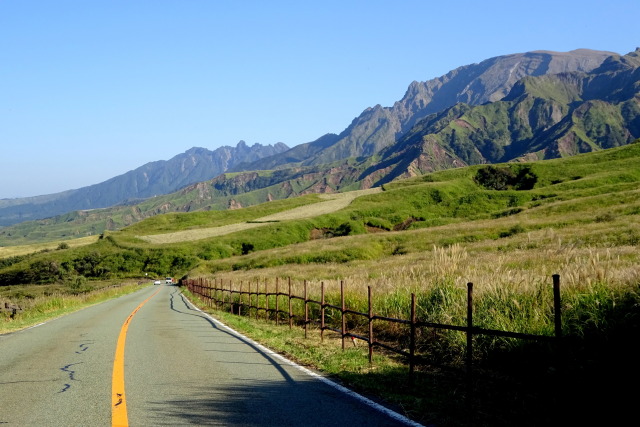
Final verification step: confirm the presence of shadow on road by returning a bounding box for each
[168,289,296,383]
[144,380,408,427]
[151,289,412,426]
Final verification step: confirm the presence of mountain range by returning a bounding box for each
[0,141,288,227]
[1,47,638,245]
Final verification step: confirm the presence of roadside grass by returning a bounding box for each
[182,233,640,426]
[182,269,640,426]
[193,232,639,351]
[0,280,149,334]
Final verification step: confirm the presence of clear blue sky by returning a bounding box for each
[1,0,638,198]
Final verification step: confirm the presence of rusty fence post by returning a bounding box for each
[239,281,243,316]
[256,279,260,320]
[211,278,215,308]
[553,274,562,338]
[341,280,346,351]
[410,293,416,379]
[321,282,325,343]
[288,277,293,330]
[275,278,280,326]
[264,278,268,321]
[207,281,213,308]
[223,279,227,311]
[247,281,252,317]
[368,286,374,364]
[466,282,474,416]
[304,280,309,339]
[252,279,256,317]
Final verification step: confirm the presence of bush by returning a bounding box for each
[475,165,538,190]
[499,224,526,238]
[241,243,255,255]
[334,221,366,237]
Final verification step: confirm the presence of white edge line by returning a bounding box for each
[182,292,426,427]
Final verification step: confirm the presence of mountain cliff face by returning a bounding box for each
[361,48,640,184]
[0,141,288,227]
[246,49,615,170]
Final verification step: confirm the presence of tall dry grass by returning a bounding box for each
[198,226,639,357]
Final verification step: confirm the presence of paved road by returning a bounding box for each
[0,285,419,426]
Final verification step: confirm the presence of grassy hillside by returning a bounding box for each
[2,143,639,426]
[2,142,638,282]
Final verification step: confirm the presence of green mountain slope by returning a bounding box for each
[1,141,639,285]
[364,48,640,183]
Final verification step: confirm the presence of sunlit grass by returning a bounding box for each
[0,235,98,258]
[0,280,149,333]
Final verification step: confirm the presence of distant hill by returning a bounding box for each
[0,141,288,227]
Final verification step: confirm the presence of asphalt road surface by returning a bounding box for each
[0,285,421,426]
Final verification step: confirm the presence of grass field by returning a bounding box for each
[138,188,381,244]
[0,235,98,258]
[1,143,639,426]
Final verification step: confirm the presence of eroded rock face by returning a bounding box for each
[302,49,615,167]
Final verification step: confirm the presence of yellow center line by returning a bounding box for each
[112,287,161,427]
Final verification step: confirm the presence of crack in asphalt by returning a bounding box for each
[75,343,91,354]
[58,362,82,393]
[57,340,94,393]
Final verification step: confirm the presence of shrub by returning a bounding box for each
[475,165,538,190]
[241,243,255,255]
[499,224,526,238]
